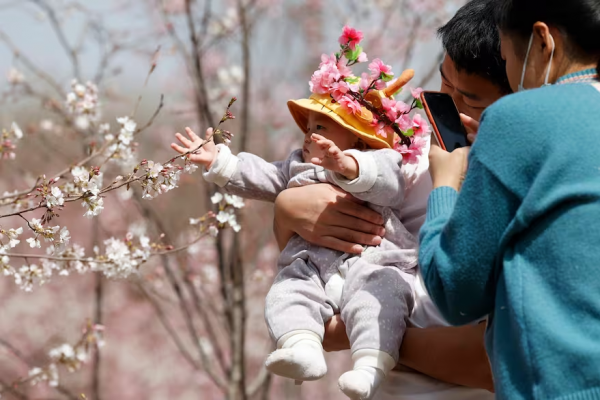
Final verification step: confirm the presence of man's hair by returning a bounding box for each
[438,0,512,94]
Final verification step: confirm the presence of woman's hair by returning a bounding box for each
[495,0,600,73]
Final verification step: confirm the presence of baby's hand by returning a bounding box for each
[171,127,217,168]
[310,134,359,180]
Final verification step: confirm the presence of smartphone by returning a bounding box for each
[420,91,469,151]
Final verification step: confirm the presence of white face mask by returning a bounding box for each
[518,32,556,92]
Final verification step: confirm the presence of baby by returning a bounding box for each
[171,85,421,400]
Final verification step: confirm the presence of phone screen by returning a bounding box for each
[421,92,468,150]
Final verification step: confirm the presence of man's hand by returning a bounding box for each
[428,143,470,191]
[460,113,480,144]
[171,127,217,169]
[273,184,385,254]
[323,315,350,352]
[310,134,359,180]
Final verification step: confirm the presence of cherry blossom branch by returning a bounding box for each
[0,93,165,206]
[0,337,81,400]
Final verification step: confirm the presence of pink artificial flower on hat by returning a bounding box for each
[374,122,395,139]
[412,113,431,136]
[336,55,353,77]
[394,135,427,165]
[375,122,387,138]
[381,98,399,121]
[338,95,362,115]
[395,114,412,132]
[395,100,411,115]
[374,79,387,90]
[339,26,364,50]
[410,87,424,99]
[360,73,371,91]
[309,54,341,94]
[330,81,350,101]
[368,58,393,79]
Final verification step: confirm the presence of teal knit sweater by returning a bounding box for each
[419,71,600,400]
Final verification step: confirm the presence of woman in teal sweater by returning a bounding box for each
[419,0,600,399]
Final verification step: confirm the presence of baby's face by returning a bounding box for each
[303,111,358,162]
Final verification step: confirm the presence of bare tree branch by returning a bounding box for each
[0,339,79,400]
[184,0,215,128]
[133,194,227,390]
[0,30,65,97]
[137,281,201,371]
[29,0,81,81]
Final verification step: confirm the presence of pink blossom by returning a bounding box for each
[348,80,360,93]
[357,52,368,63]
[370,115,379,127]
[411,87,424,99]
[360,73,371,91]
[338,96,362,115]
[395,114,412,132]
[318,53,336,68]
[374,79,387,90]
[395,135,428,165]
[381,98,399,121]
[309,55,341,94]
[330,81,350,101]
[336,55,353,77]
[368,58,392,79]
[412,113,431,136]
[339,26,364,50]
[395,101,411,114]
[375,122,387,138]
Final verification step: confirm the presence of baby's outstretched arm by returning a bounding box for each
[171,127,217,168]
[310,134,359,180]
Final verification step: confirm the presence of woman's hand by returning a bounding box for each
[428,144,470,191]
[273,185,385,254]
[460,113,480,144]
[171,127,217,169]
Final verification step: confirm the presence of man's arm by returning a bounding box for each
[399,323,494,392]
[273,184,386,253]
[322,316,494,392]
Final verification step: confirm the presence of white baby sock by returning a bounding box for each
[338,349,396,400]
[265,330,327,382]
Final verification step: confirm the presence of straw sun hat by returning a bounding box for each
[287,69,415,150]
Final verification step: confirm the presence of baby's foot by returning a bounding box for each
[265,339,327,381]
[338,366,385,400]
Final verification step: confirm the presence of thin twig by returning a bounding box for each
[0,339,79,400]
[133,194,226,390]
[0,30,64,97]
[91,220,102,400]
[132,47,161,119]
[0,93,165,206]
[184,0,215,128]
[137,282,201,370]
[29,0,81,81]
[0,378,28,400]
